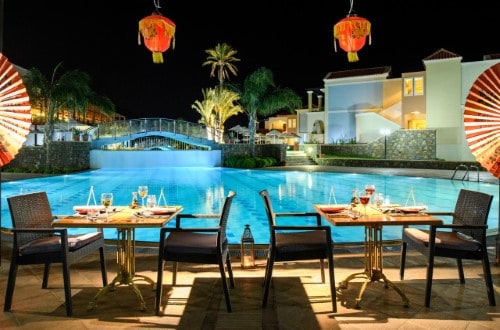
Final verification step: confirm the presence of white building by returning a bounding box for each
[297,49,499,162]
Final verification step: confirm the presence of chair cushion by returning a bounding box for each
[275,230,327,253]
[164,232,223,255]
[403,228,481,251]
[19,232,103,255]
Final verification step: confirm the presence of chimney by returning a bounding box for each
[307,90,313,111]
[317,94,323,111]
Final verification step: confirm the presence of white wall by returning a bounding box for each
[90,150,222,168]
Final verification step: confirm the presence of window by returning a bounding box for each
[404,78,413,96]
[404,76,424,97]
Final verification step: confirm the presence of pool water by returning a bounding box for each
[1,167,498,245]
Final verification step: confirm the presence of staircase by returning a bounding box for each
[286,151,316,166]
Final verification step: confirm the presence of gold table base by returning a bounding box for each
[87,228,155,311]
[337,225,410,309]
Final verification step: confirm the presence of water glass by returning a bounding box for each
[87,208,99,222]
[146,194,157,208]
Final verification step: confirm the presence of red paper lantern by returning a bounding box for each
[333,14,371,62]
[138,14,176,64]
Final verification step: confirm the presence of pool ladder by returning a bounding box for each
[451,164,479,182]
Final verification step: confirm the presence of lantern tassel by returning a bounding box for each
[153,52,164,64]
[348,52,359,62]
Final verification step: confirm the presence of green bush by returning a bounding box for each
[224,155,278,169]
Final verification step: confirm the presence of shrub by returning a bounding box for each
[224,155,278,169]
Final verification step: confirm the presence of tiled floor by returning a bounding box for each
[1,236,499,329]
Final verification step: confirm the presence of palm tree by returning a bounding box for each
[202,42,240,89]
[23,62,115,170]
[236,67,302,146]
[192,87,243,143]
[212,88,243,143]
[192,88,216,140]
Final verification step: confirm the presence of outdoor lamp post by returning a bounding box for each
[380,128,391,159]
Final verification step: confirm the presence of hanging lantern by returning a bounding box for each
[138,9,175,64]
[333,7,371,62]
[241,224,255,269]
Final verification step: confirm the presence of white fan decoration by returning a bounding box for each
[464,62,500,178]
[0,53,31,166]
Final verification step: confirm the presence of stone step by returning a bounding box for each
[286,153,316,165]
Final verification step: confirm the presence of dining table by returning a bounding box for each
[52,205,183,311]
[314,203,443,309]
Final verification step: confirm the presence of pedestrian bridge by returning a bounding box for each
[90,118,218,150]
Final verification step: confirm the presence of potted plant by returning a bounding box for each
[72,128,81,141]
[82,129,89,141]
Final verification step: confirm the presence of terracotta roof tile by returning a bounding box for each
[324,66,391,80]
[483,54,500,60]
[423,48,461,61]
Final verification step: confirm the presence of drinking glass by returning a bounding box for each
[359,195,370,216]
[87,208,99,222]
[138,185,148,207]
[373,193,384,208]
[101,193,113,219]
[365,184,375,196]
[146,194,157,208]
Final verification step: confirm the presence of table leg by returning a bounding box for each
[87,228,155,311]
[338,225,410,309]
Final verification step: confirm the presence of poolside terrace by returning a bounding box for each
[1,167,498,329]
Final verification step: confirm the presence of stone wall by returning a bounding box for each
[4,142,91,172]
[3,142,287,171]
[318,129,437,160]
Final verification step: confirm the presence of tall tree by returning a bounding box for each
[192,87,243,143]
[236,67,302,146]
[192,88,216,141]
[24,62,115,170]
[202,42,240,89]
[212,88,243,143]
[198,43,242,142]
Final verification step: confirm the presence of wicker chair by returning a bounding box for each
[4,191,108,316]
[155,190,236,315]
[259,189,336,312]
[400,189,495,307]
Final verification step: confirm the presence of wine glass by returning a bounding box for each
[138,185,148,207]
[101,192,113,218]
[359,194,370,216]
[365,184,375,196]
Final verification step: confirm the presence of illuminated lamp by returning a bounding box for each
[333,1,371,62]
[138,1,175,64]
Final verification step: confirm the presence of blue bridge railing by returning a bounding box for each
[90,118,217,150]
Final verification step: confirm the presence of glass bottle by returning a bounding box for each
[351,189,359,206]
[131,191,139,208]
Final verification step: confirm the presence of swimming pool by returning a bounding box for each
[1,167,498,245]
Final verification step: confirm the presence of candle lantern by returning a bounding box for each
[240,224,255,269]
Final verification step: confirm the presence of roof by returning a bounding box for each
[483,54,500,60]
[324,66,392,80]
[423,48,461,61]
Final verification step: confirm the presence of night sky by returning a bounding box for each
[2,0,498,127]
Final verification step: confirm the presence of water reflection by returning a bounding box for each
[1,167,498,245]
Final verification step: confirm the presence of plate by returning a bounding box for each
[319,205,347,213]
[395,206,427,213]
[73,205,106,215]
[148,207,177,215]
